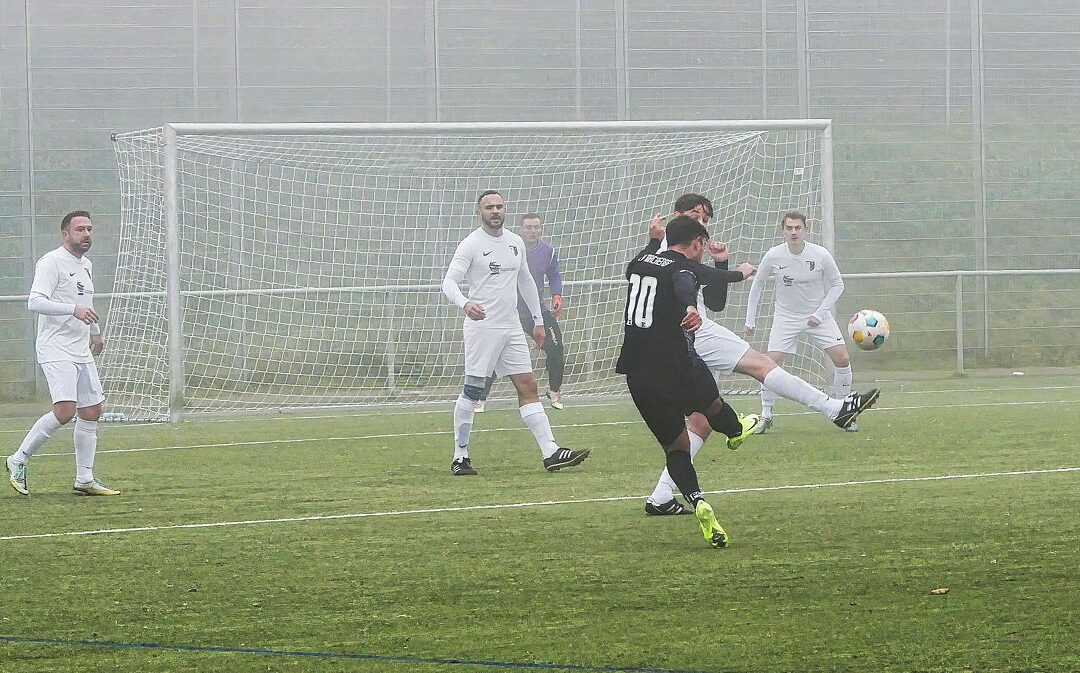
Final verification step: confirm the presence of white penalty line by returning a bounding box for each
[28,397,1080,458]
[2,467,1077,542]
[5,383,1080,436]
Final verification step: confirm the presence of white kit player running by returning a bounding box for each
[744,211,857,432]
[643,194,878,516]
[441,190,589,476]
[5,211,119,496]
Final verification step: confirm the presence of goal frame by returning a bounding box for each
[158,120,835,420]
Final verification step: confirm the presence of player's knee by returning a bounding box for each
[52,403,76,425]
[686,412,712,438]
[462,384,484,401]
[78,404,103,422]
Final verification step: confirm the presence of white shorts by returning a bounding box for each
[694,320,752,375]
[463,325,534,379]
[767,314,846,354]
[40,360,106,408]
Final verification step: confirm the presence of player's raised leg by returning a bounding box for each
[734,348,878,430]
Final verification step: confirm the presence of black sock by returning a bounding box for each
[665,450,704,507]
[707,401,743,438]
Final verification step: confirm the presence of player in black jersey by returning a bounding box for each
[616,215,760,548]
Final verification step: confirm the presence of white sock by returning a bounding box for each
[13,411,63,463]
[763,367,843,419]
[453,395,474,461]
[74,419,98,484]
[833,365,853,400]
[649,431,704,503]
[760,385,779,418]
[519,401,559,458]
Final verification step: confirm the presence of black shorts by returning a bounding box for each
[625,358,721,446]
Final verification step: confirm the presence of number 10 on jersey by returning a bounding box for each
[626,273,658,328]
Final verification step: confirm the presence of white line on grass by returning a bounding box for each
[27,396,1080,458]
[1,467,1076,542]
[3,383,1079,436]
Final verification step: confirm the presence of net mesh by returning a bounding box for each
[105,125,830,419]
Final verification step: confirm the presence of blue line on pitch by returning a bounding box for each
[0,635,714,673]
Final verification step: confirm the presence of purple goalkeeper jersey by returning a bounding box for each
[517,240,563,318]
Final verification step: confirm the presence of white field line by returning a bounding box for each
[3,383,1079,435]
[1,467,1076,542]
[26,396,1080,458]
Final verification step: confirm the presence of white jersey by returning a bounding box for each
[443,228,543,330]
[746,242,843,326]
[30,246,96,364]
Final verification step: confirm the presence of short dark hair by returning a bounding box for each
[476,190,502,204]
[665,214,709,247]
[520,213,541,224]
[673,193,713,218]
[61,210,91,231]
[780,211,807,227]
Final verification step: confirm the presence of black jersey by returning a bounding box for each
[615,242,746,376]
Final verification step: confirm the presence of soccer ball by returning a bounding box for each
[847,310,890,351]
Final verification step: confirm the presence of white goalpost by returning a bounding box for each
[105,120,835,421]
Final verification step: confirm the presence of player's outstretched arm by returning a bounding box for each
[689,260,749,312]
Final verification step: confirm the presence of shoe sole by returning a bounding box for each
[837,389,880,429]
[550,402,564,410]
[451,470,478,476]
[73,488,120,496]
[644,504,692,516]
[544,449,590,472]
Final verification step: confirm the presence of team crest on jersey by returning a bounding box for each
[807,260,816,270]
[488,261,501,275]
[509,244,519,256]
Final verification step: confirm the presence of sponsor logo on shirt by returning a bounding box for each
[76,281,87,296]
[488,261,501,275]
[782,275,795,286]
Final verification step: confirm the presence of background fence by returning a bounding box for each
[3,0,1080,400]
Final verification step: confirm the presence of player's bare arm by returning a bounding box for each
[74,305,99,325]
[463,301,486,321]
[89,333,106,356]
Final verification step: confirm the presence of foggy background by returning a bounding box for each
[2,0,1079,401]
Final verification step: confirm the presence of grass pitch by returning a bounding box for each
[1,371,1078,672]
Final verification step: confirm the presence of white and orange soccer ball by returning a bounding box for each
[848,309,890,351]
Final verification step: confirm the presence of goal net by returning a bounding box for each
[105,121,833,420]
